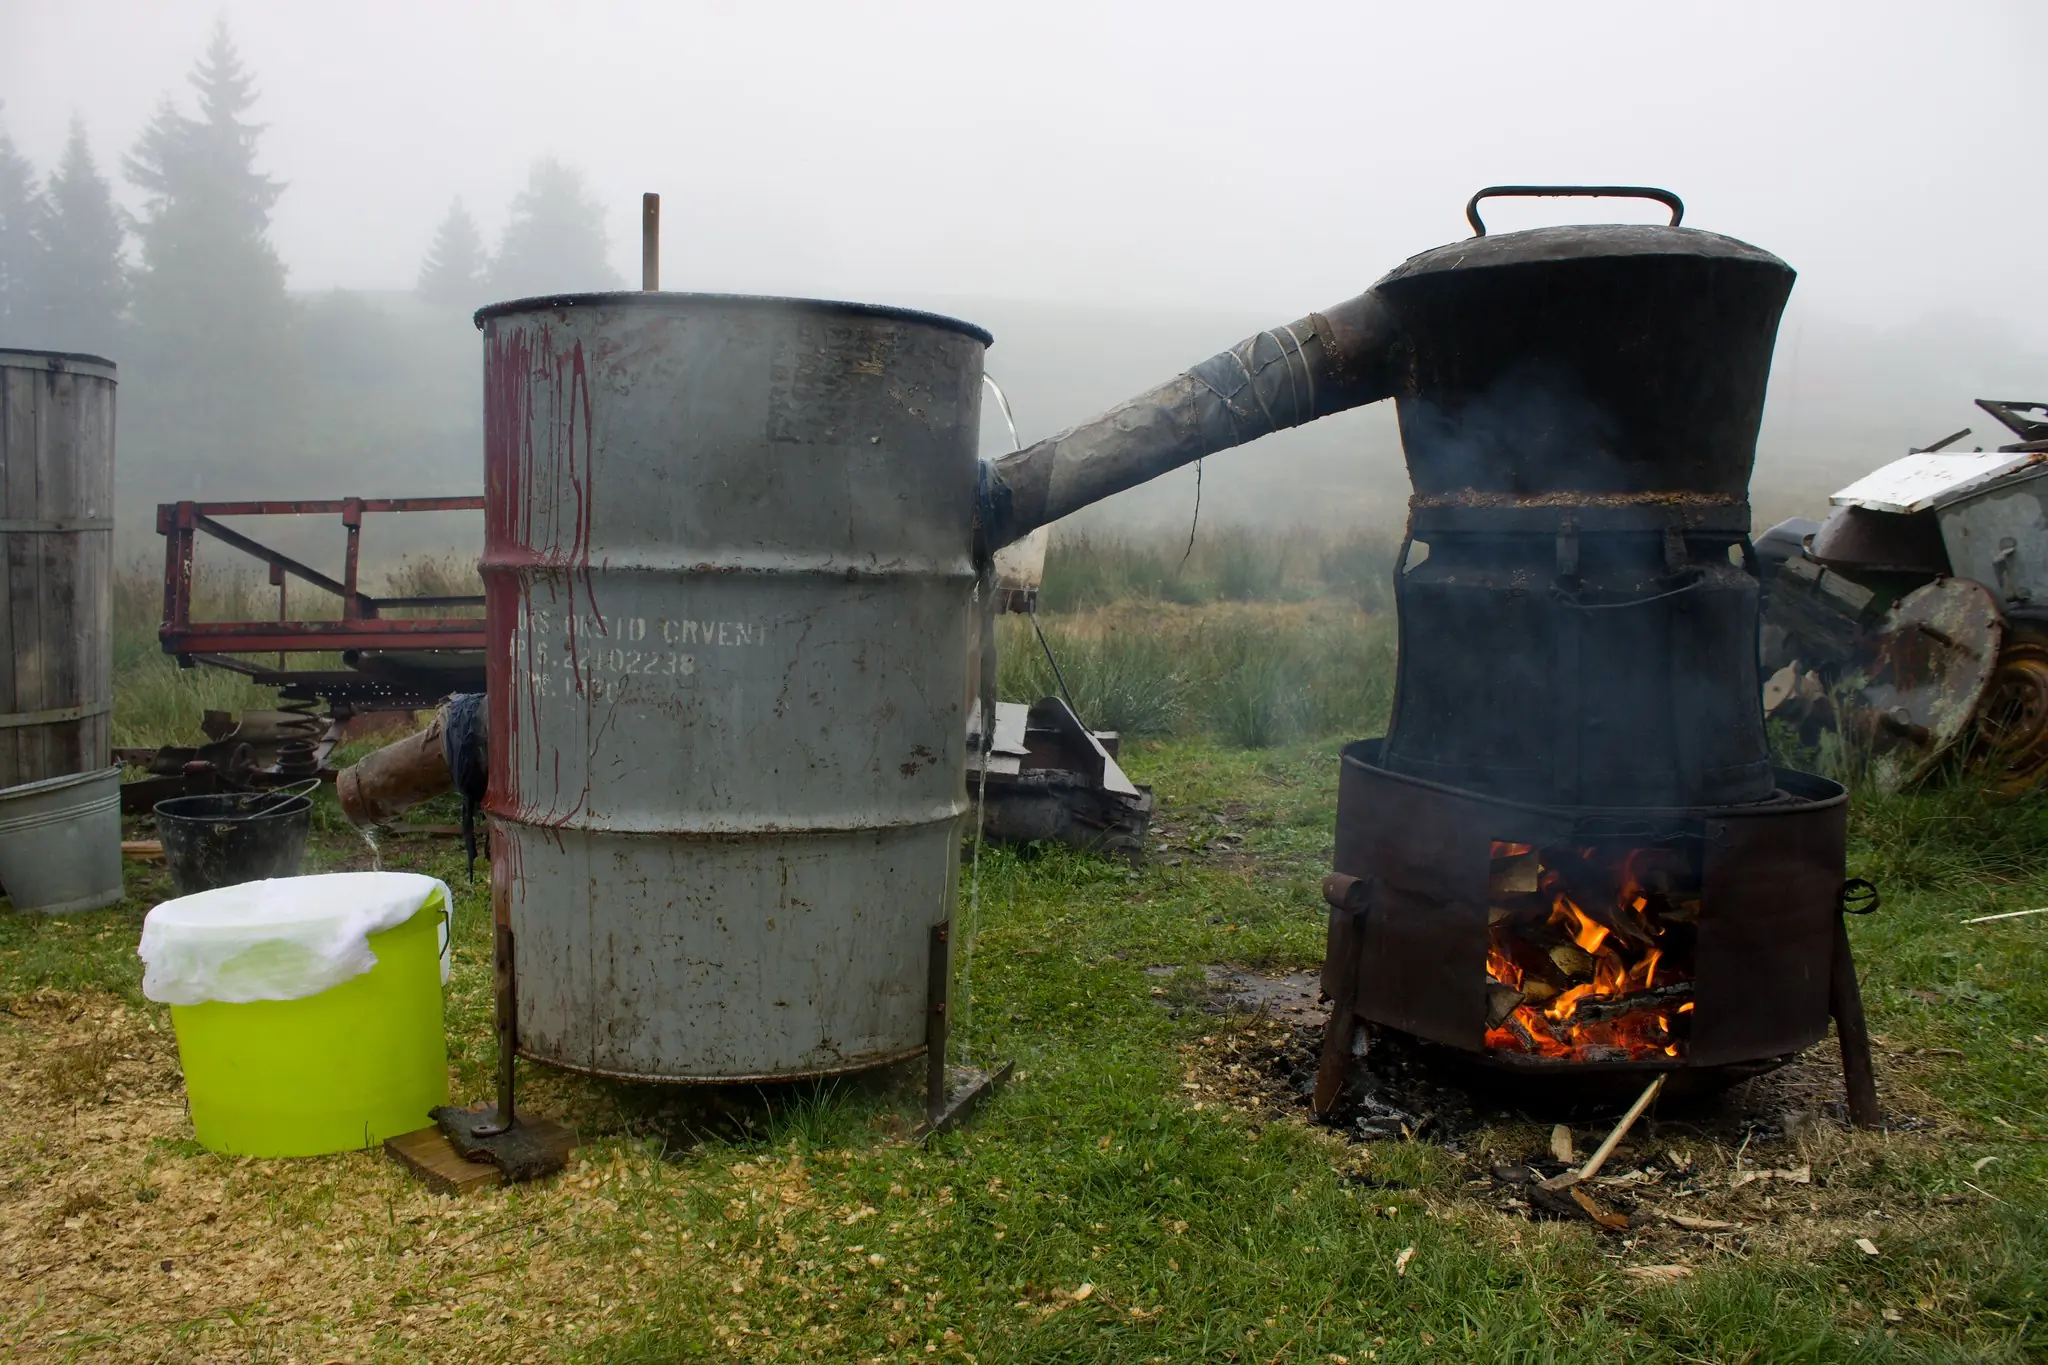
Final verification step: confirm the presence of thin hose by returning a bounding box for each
[956,372,1022,1072]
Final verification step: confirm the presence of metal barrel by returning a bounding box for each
[0,349,116,789]
[478,293,989,1082]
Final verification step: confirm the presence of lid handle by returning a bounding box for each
[1465,185,1684,237]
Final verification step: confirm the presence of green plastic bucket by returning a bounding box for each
[145,875,451,1157]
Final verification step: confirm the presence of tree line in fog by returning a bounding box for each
[0,20,616,510]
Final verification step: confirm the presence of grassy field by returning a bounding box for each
[3,533,2046,1361]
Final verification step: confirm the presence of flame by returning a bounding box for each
[1485,839,1696,1063]
[1557,895,1611,955]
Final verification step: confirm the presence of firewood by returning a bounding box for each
[1485,982,1528,1029]
[1548,943,1596,979]
[1569,1185,1630,1230]
[1654,895,1702,925]
[1488,895,1553,929]
[1489,850,1541,896]
[1540,1074,1666,1191]
[1500,1012,1543,1053]
[1566,982,1693,1024]
[1578,897,1660,950]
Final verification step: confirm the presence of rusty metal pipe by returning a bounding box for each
[979,291,1400,551]
[335,707,454,827]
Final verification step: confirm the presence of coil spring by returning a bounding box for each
[273,695,326,779]
[276,694,325,739]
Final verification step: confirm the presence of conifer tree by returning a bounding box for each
[490,158,619,298]
[0,107,48,347]
[417,198,488,309]
[37,116,126,357]
[126,20,289,361]
[123,19,296,468]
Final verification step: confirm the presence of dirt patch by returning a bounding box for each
[1145,965,1323,1020]
[1149,807,1261,871]
[1175,971,1986,1268]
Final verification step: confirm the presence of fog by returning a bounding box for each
[3,0,2045,566]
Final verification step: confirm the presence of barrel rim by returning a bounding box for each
[0,347,118,382]
[0,764,121,804]
[472,291,994,346]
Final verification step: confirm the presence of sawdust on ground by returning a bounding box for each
[0,989,856,1361]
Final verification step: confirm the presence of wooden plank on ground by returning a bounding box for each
[384,1125,504,1195]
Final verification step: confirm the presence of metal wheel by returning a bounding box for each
[1975,624,2048,793]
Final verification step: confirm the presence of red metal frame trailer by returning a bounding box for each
[157,496,487,710]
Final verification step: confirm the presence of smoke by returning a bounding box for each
[1395,360,1627,495]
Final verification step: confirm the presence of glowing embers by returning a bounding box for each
[1483,839,1701,1062]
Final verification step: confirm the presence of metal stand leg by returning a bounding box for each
[1314,875,1369,1116]
[430,918,576,1180]
[474,922,518,1136]
[915,919,1012,1141]
[1828,914,1883,1129]
[926,922,950,1128]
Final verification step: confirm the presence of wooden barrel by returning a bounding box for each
[0,349,115,789]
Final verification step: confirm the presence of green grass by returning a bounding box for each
[1000,602,1396,748]
[5,732,2047,1360]
[1038,527,1399,614]
[108,555,476,748]
[5,543,2044,1359]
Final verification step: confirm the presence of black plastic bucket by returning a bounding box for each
[154,785,316,897]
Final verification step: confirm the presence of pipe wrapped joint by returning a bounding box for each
[977,291,1401,553]
[335,694,489,875]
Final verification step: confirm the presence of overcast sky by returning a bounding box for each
[4,0,2044,342]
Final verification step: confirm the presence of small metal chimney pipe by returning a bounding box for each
[641,193,660,291]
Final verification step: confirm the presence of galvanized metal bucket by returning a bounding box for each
[477,292,991,1082]
[0,765,123,914]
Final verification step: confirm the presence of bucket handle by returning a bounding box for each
[243,777,323,817]
[174,777,321,822]
[1465,185,1684,237]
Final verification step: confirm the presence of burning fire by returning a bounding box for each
[1483,840,1699,1062]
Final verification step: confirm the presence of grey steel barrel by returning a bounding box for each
[0,350,116,789]
[477,293,988,1081]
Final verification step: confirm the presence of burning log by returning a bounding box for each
[1489,845,1542,896]
[1499,1011,1544,1054]
[1485,982,1527,1029]
[1491,932,1574,993]
[1487,895,1553,930]
[1483,836,1702,1062]
[1567,982,1693,1024]
[1548,942,1596,979]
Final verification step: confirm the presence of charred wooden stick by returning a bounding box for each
[1829,915,1882,1129]
[1961,906,2048,924]
[1539,1074,1666,1191]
